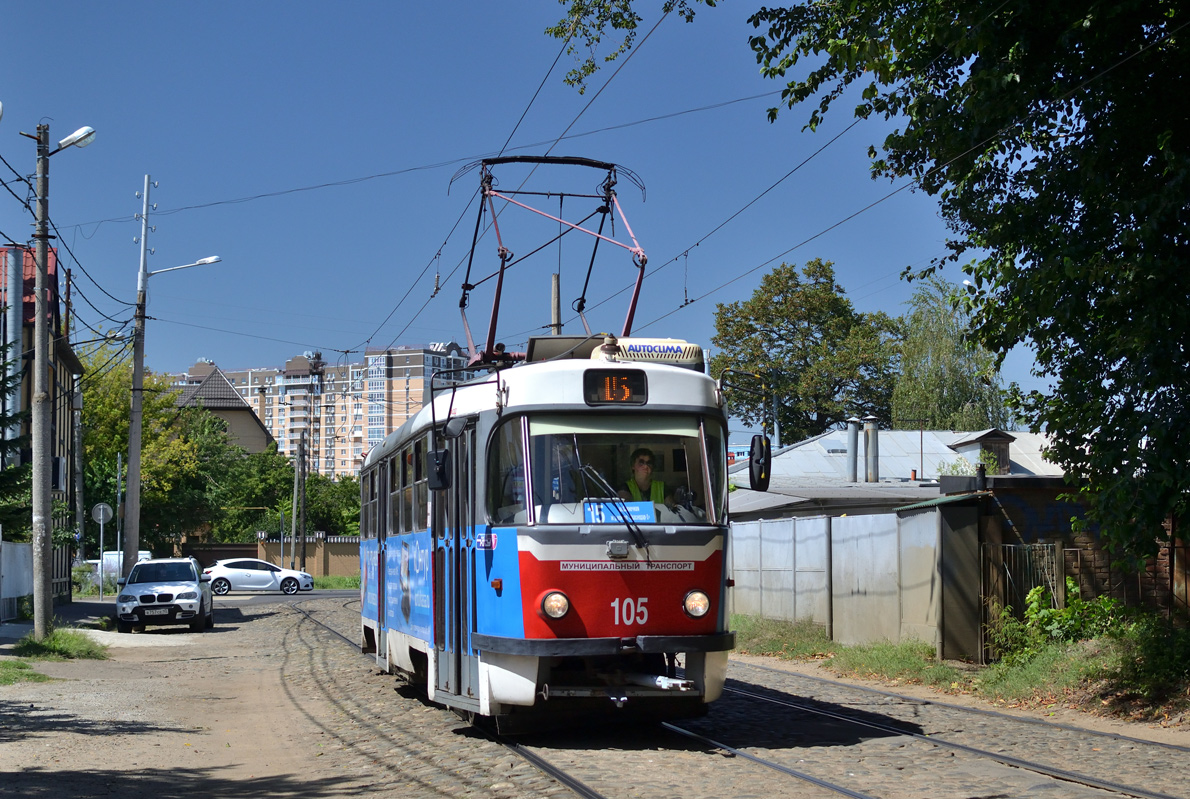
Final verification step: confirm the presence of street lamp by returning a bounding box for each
[123,237,222,580]
[15,120,95,641]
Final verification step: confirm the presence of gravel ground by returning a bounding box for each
[3,597,1187,799]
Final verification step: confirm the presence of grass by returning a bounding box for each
[731,612,1190,723]
[0,660,52,686]
[731,614,839,660]
[829,639,963,689]
[0,622,108,685]
[313,575,360,590]
[12,626,109,661]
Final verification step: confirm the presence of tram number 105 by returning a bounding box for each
[610,596,649,626]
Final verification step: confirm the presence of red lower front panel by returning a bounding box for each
[518,551,724,639]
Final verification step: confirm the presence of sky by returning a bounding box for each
[0,2,1040,438]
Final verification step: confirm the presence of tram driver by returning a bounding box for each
[618,447,675,509]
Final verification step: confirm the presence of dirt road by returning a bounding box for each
[0,600,377,799]
[3,597,1185,799]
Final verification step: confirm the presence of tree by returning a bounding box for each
[893,277,1016,431]
[211,443,296,543]
[546,0,704,91]
[552,1,1190,558]
[78,342,255,554]
[78,340,189,557]
[305,472,360,538]
[710,259,903,443]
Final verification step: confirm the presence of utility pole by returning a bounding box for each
[124,175,153,580]
[73,387,84,562]
[299,429,307,571]
[289,441,300,571]
[19,121,95,638]
[30,125,53,639]
[115,452,123,562]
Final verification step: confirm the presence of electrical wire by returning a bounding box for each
[151,316,356,356]
[511,1,1177,342]
[47,217,134,306]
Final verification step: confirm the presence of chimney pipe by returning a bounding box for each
[864,416,879,483]
[846,417,860,483]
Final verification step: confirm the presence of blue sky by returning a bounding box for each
[0,2,1040,434]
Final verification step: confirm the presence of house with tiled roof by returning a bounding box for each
[175,365,273,453]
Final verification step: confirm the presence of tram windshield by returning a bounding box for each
[487,414,726,525]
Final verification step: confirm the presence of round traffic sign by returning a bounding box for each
[92,502,113,524]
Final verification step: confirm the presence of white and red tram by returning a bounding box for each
[359,335,766,728]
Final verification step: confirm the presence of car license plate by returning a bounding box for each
[143,608,169,616]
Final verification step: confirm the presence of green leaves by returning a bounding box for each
[892,276,1015,431]
[710,259,903,442]
[745,0,1190,558]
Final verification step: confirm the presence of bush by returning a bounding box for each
[985,578,1135,666]
[71,565,120,597]
[1103,615,1190,705]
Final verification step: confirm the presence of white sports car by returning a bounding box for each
[203,558,314,595]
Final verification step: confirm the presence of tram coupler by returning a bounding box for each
[624,673,694,692]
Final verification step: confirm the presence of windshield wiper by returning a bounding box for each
[581,464,650,556]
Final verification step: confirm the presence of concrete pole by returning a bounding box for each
[299,430,307,571]
[124,176,152,579]
[289,446,299,571]
[73,387,84,562]
[864,415,880,483]
[31,125,52,640]
[846,417,860,483]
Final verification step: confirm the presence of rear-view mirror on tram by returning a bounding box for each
[442,417,468,439]
[428,449,451,491]
[749,434,771,492]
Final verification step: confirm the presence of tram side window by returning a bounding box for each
[388,462,401,535]
[362,470,379,539]
[414,437,428,531]
[401,445,414,533]
[487,418,526,524]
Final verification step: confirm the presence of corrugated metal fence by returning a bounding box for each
[730,510,981,660]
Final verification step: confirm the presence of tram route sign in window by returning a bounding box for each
[583,369,648,406]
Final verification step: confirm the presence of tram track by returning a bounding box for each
[287,597,1187,799]
[289,597,883,799]
[734,659,1190,754]
[709,684,1180,799]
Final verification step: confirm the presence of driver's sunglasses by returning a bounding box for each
[636,458,653,466]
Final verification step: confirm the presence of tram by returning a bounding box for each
[359,157,770,729]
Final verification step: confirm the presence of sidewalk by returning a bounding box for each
[0,597,115,642]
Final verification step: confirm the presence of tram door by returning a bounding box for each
[435,424,480,702]
[374,462,389,668]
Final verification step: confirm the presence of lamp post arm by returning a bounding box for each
[145,257,222,280]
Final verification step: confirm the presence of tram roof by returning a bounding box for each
[363,358,722,469]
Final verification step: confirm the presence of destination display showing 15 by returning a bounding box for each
[583,369,647,406]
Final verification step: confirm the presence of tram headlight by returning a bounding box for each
[541,591,570,619]
[683,590,711,618]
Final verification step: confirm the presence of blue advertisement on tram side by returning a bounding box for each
[360,538,379,621]
[384,530,433,643]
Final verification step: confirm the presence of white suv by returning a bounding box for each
[115,557,214,634]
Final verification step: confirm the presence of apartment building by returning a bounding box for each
[173,342,480,478]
